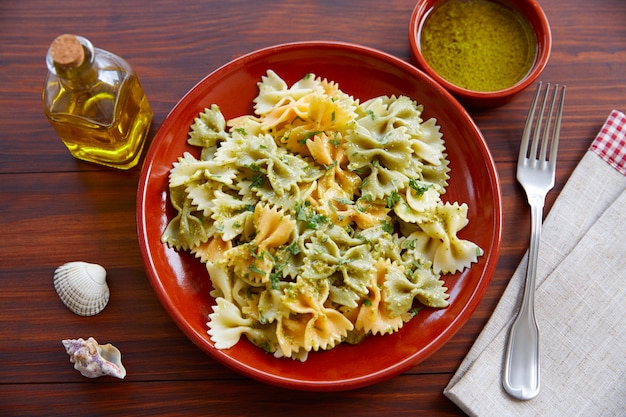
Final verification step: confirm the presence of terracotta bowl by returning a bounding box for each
[409,0,552,108]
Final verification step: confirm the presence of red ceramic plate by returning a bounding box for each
[137,41,502,391]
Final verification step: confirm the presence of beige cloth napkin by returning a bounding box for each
[444,110,626,417]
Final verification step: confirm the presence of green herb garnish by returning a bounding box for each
[386,190,400,208]
[409,179,430,196]
[381,219,395,234]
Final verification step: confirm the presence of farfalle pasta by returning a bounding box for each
[161,70,483,361]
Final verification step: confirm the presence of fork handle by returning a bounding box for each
[503,195,542,400]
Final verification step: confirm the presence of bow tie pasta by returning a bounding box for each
[161,70,483,361]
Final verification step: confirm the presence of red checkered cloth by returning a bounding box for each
[445,110,626,417]
[590,109,626,175]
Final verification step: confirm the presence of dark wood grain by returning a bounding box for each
[1,0,625,415]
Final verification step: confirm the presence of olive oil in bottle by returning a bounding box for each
[42,34,152,169]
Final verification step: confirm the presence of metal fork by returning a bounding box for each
[503,82,566,401]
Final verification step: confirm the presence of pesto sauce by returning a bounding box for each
[420,0,536,92]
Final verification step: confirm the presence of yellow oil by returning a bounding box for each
[45,73,152,169]
[420,0,536,92]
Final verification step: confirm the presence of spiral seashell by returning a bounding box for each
[53,261,110,316]
[62,337,126,379]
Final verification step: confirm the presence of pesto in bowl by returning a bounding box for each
[420,0,536,92]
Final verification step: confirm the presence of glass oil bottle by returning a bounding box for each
[42,34,152,169]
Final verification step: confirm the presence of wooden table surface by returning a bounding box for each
[1,0,625,415]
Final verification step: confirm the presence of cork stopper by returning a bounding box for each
[49,34,85,69]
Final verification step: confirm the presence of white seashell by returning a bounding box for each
[62,337,126,379]
[53,261,110,316]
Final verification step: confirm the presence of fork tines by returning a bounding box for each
[519,82,567,168]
